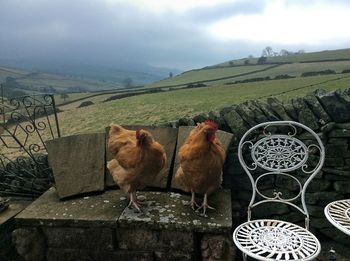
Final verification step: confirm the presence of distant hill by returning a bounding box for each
[0,59,181,89]
[0,65,121,97]
[146,48,350,89]
[9,47,349,135]
[215,48,350,67]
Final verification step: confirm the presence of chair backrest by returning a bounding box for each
[238,121,325,229]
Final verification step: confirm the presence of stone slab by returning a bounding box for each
[15,187,127,227]
[0,200,31,226]
[105,126,178,189]
[46,133,105,199]
[118,189,232,233]
[171,126,233,190]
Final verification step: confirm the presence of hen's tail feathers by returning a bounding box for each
[109,124,124,135]
[175,166,190,192]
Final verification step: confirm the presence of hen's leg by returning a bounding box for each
[127,192,142,212]
[197,193,215,215]
[184,190,199,210]
[190,191,199,210]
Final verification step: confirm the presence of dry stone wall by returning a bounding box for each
[169,88,350,250]
[4,88,350,260]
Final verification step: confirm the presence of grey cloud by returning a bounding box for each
[1,0,350,71]
[183,0,268,24]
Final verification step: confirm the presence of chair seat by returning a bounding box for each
[233,219,320,261]
[324,199,350,236]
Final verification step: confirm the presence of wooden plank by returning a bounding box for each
[171,126,233,190]
[46,133,105,199]
[105,126,178,189]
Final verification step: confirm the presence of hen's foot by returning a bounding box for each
[184,199,200,210]
[127,193,142,212]
[196,193,216,216]
[196,203,216,216]
[184,191,199,210]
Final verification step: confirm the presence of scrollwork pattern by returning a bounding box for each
[0,94,59,197]
[251,135,308,172]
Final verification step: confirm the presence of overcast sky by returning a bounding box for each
[1,0,350,70]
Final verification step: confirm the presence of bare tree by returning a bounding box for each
[122,78,133,88]
[262,46,274,57]
[280,49,292,56]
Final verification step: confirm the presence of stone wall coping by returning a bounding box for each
[15,187,232,233]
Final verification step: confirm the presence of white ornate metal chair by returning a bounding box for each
[324,199,350,236]
[233,121,324,261]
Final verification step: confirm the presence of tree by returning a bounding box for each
[244,59,250,65]
[280,49,292,56]
[60,93,69,102]
[257,56,267,64]
[122,78,133,88]
[229,61,234,66]
[169,72,173,78]
[262,46,274,57]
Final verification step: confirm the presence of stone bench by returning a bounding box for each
[14,126,235,261]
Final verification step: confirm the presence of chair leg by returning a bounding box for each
[243,252,247,261]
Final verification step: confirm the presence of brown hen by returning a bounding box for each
[175,120,226,215]
[107,124,167,211]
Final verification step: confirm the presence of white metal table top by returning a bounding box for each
[324,199,350,236]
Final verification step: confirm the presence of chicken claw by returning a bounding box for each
[127,192,142,212]
[197,193,216,216]
[184,191,200,210]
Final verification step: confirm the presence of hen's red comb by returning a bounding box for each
[204,119,218,130]
[136,128,142,139]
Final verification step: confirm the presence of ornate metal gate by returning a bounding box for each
[0,90,60,198]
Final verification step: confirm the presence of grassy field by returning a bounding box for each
[56,74,350,136]
[225,61,350,82]
[145,54,350,89]
[54,92,98,105]
[0,66,31,80]
[58,93,119,110]
[17,76,117,92]
[217,48,350,66]
[3,48,350,139]
[0,65,121,94]
[146,64,272,88]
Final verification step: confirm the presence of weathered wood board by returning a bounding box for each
[105,126,178,189]
[171,126,233,190]
[46,133,105,199]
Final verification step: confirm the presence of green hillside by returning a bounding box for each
[217,48,350,66]
[145,48,350,89]
[57,73,350,136]
[0,66,120,96]
[4,47,350,137]
[147,64,273,88]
